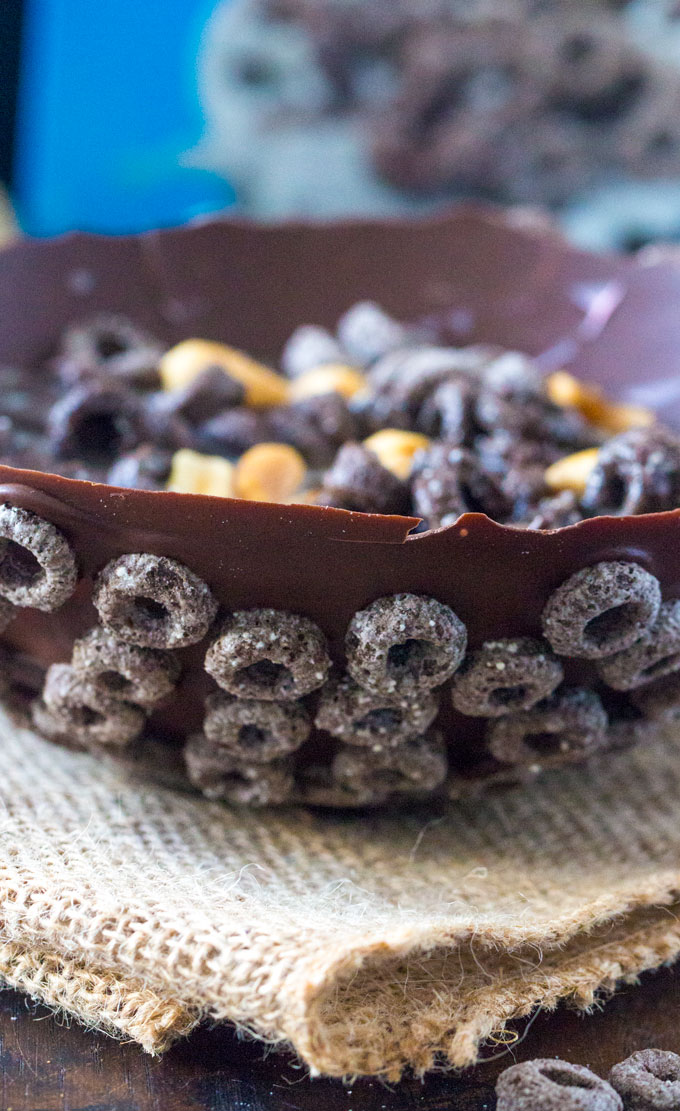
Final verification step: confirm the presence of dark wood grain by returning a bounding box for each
[0,963,679,1111]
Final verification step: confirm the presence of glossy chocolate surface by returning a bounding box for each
[1,206,680,751]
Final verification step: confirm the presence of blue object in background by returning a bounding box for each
[14,0,235,236]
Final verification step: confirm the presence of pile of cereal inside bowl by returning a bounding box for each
[2,300,669,529]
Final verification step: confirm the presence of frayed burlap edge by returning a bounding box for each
[0,940,199,1053]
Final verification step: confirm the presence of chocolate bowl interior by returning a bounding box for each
[1,204,680,799]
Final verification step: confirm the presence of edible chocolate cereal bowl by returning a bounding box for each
[2,205,680,809]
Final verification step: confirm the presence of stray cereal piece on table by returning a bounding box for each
[496,1057,622,1110]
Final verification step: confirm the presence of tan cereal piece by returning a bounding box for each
[159,338,290,407]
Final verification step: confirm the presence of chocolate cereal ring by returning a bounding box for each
[203,691,310,762]
[41,663,145,748]
[631,672,680,724]
[336,301,406,366]
[496,1058,622,1111]
[541,561,661,659]
[609,1048,680,1111]
[205,609,330,700]
[582,426,680,517]
[71,627,180,708]
[450,638,563,718]
[280,324,344,378]
[597,601,680,691]
[320,443,409,515]
[0,504,77,611]
[332,731,448,795]
[59,313,162,387]
[93,553,217,649]
[411,444,512,529]
[184,733,294,805]
[487,687,608,767]
[345,592,467,697]
[315,672,439,749]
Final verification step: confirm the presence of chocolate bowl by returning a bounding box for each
[2,204,680,808]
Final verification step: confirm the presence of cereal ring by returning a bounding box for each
[41,663,146,747]
[496,1058,622,1111]
[609,1049,680,1110]
[294,763,390,808]
[93,553,217,649]
[597,601,680,691]
[345,593,467,697]
[450,638,563,718]
[582,426,680,516]
[411,444,512,528]
[416,377,479,446]
[184,733,294,805]
[48,383,145,463]
[332,731,448,795]
[204,691,310,762]
[336,301,406,366]
[280,324,344,378]
[631,672,680,724]
[366,345,491,431]
[71,627,180,708]
[487,688,608,767]
[205,609,330,700]
[541,561,661,659]
[0,504,78,611]
[58,313,162,387]
[320,443,409,515]
[315,672,439,749]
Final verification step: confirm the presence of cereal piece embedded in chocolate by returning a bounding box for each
[450,638,563,718]
[582,425,680,516]
[204,690,310,762]
[315,672,439,749]
[486,687,608,766]
[93,553,217,649]
[411,443,512,528]
[496,1058,623,1111]
[280,324,344,378]
[332,731,448,795]
[320,442,409,515]
[631,671,680,724]
[609,1048,680,1111]
[41,663,146,747]
[597,600,680,691]
[184,733,294,804]
[58,313,162,388]
[541,561,661,659]
[205,608,330,700]
[289,364,366,403]
[0,504,77,611]
[48,383,144,463]
[71,627,180,708]
[336,301,406,366]
[107,445,173,490]
[345,592,466,697]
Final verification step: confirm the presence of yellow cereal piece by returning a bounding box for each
[159,338,290,407]
[544,447,600,496]
[234,442,307,503]
[363,428,430,480]
[288,363,366,402]
[167,449,234,498]
[546,370,654,434]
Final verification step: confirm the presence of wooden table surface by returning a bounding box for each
[0,962,677,1111]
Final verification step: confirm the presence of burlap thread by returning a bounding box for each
[1,712,680,1078]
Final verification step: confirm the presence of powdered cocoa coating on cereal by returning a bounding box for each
[336,301,406,367]
[450,637,563,718]
[496,1058,622,1111]
[315,672,438,748]
[610,1049,680,1111]
[583,426,680,517]
[280,324,344,378]
[71,626,180,708]
[320,443,409,515]
[93,553,217,649]
[332,730,448,796]
[487,687,608,767]
[203,690,310,763]
[411,443,512,529]
[345,592,466,697]
[0,502,77,611]
[184,733,294,805]
[597,600,680,691]
[41,662,145,747]
[541,560,661,659]
[205,609,330,701]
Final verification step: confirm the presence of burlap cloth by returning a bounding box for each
[2,711,680,1079]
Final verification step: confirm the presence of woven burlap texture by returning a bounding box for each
[2,713,680,1079]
